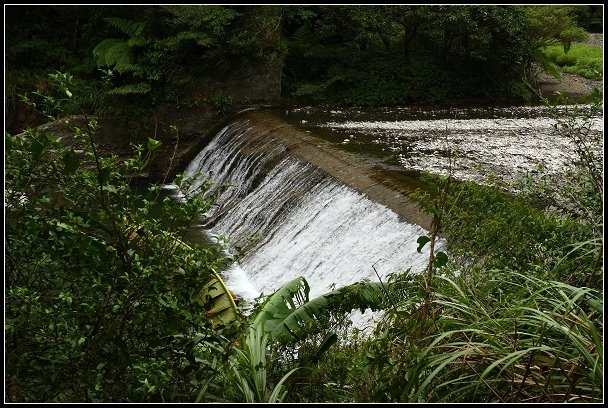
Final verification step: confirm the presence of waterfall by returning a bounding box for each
[180,118,436,306]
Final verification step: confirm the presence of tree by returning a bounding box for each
[523,5,589,52]
[282,5,535,104]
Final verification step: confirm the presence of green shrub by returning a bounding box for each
[208,94,234,115]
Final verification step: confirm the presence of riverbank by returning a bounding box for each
[538,33,603,99]
[537,71,603,99]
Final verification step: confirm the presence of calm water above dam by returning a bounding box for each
[279,104,603,188]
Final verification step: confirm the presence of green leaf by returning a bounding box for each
[99,167,111,184]
[31,139,44,158]
[102,184,117,193]
[433,251,448,268]
[62,150,80,175]
[268,367,304,402]
[147,138,162,152]
[417,236,431,253]
[309,332,338,365]
[93,38,135,73]
[56,222,72,231]
[251,277,310,338]
[104,17,145,37]
[252,277,391,342]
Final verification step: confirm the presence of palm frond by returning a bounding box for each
[252,276,392,342]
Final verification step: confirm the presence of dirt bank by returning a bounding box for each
[537,71,603,99]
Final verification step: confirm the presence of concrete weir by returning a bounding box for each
[178,110,438,302]
[214,110,432,230]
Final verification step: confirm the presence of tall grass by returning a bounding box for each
[422,272,601,402]
[367,269,603,403]
[543,43,603,80]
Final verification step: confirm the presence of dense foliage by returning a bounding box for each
[5,4,601,128]
[4,120,243,401]
[282,5,534,105]
[363,269,602,402]
[5,5,283,129]
[4,120,394,401]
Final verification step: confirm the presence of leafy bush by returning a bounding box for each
[208,95,234,115]
[273,328,368,403]
[5,121,235,402]
[432,178,594,281]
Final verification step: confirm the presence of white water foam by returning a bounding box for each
[181,121,441,329]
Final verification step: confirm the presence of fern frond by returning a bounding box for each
[93,39,135,73]
[163,5,239,32]
[104,17,145,37]
[163,31,214,48]
[290,21,315,46]
[126,36,149,48]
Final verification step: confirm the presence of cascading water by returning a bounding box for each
[177,118,437,310]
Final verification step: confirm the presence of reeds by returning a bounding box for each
[383,270,603,402]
